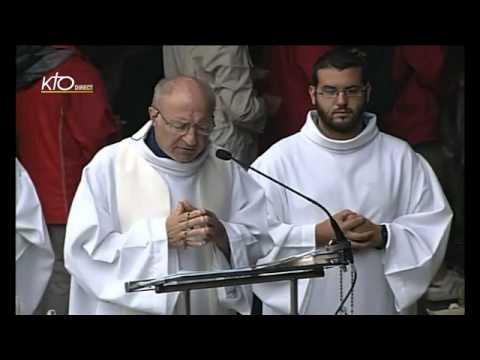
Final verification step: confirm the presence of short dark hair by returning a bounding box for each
[310,47,368,87]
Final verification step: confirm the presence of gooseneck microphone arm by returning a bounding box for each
[215,149,348,246]
[248,163,348,244]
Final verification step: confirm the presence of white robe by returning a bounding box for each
[251,111,452,315]
[15,158,54,315]
[64,122,273,315]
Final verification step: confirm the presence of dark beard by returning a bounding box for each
[314,102,366,135]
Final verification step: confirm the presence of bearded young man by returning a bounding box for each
[250,47,452,315]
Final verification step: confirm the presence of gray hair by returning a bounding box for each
[152,76,216,115]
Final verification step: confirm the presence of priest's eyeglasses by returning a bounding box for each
[316,85,367,99]
[150,105,214,136]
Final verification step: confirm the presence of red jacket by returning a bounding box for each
[382,46,445,145]
[258,45,335,153]
[16,45,119,224]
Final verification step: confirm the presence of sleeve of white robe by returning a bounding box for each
[383,152,453,312]
[15,159,54,315]
[249,156,317,265]
[211,163,275,314]
[64,162,172,314]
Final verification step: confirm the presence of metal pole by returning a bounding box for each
[184,290,191,315]
[290,279,298,315]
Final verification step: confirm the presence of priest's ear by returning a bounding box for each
[365,83,372,103]
[148,106,158,124]
[308,85,317,105]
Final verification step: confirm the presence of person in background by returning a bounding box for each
[16,45,120,314]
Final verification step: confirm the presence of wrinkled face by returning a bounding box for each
[308,67,371,140]
[148,89,213,163]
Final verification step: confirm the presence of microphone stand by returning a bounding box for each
[216,149,356,314]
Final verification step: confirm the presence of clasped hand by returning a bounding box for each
[166,200,228,252]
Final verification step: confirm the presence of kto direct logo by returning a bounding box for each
[41,72,94,93]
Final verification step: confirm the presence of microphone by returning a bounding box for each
[215,149,353,264]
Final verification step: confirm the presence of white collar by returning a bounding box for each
[301,110,379,153]
[129,121,211,177]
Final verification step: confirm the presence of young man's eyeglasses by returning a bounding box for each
[150,105,214,136]
[316,85,367,99]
